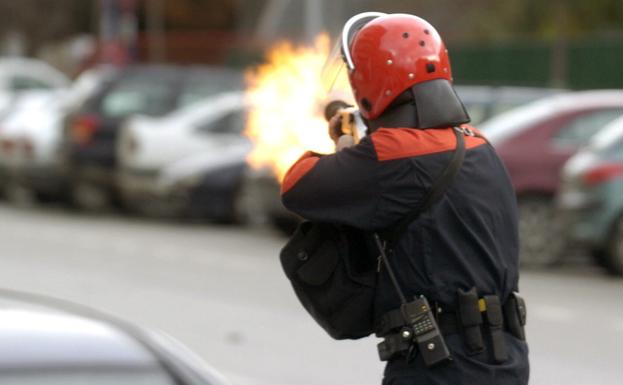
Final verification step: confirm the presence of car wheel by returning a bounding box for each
[604,217,623,276]
[518,195,564,267]
[71,180,111,212]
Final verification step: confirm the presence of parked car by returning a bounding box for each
[60,65,243,211]
[0,288,231,385]
[455,85,563,125]
[0,67,115,203]
[0,90,65,202]
[557,115,623,275]
[156,144,252,221]
[117,92,251,220]
[480,90,623,266]
[0,58,69,118]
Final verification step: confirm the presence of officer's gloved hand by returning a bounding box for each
[328,113,343,143]
[329,114,355,151]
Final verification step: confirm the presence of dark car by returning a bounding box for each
[0,288,230,385]
[177,157,250,222]
[480,90,623,266]
[557,115,623,274]
[60,65,243,211]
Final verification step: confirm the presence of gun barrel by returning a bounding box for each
[324,100,352,121]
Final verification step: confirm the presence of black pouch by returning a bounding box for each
[280,221,377,340]
[483,295,508,363]
[503,292,527,341]
[457,287,484,354]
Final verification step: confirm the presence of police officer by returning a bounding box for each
[281,13,529,385]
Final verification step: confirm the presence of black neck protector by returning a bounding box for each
[365,79,471,134]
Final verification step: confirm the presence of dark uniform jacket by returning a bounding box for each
[281,124,529,385]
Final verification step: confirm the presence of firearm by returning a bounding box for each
[324,100,363,144]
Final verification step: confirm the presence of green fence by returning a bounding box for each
[450,37,623,89]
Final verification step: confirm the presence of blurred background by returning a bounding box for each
[0,1,623,385]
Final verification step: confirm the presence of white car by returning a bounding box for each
[117,92,251,220]
[0,67,115,202]
[0,58,69,117]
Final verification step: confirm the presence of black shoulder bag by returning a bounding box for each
[279,128,466,340]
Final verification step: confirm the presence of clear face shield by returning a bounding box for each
[320,13,386,142]
[320,12,387,94]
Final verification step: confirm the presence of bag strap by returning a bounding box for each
[374,127,467,304]
[382,127,466,246]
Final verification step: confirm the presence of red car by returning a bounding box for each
[480,90,623,266]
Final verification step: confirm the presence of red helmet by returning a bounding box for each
[342,13,453,120]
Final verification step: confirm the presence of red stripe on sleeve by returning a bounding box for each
[281,151,321,194]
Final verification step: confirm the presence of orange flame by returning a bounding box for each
[244,34,352,182]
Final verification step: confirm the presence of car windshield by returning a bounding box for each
[479,100,555,144]
[589,115,623,151]
[552,109,623,148]
[162,92,244,130]
[178,72,243,108]
[100,75,173,118]
[0,368,176,385]
[10,76,53,91]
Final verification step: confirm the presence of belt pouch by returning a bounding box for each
[457,287,484,354]
[483,295,508,363]
[503,292,527,341]
[377,333,411,361]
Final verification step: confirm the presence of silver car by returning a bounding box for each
[0,289,230,385]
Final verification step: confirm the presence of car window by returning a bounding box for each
[101,78,172,118]
[0,368,176,385]
[552,109,623,147]
[196,110,245,135]
[10,76,52,91]
[178,76,243,108]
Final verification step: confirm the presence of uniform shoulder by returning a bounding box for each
[370,127,455,161]
[370,126,489,162]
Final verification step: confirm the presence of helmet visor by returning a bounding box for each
[320,12,386,92]
[320,39,347,92]
[341,12,386,71]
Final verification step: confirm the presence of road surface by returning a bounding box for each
[0,203,621,385]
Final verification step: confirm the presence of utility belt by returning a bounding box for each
[376,288,527,365]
